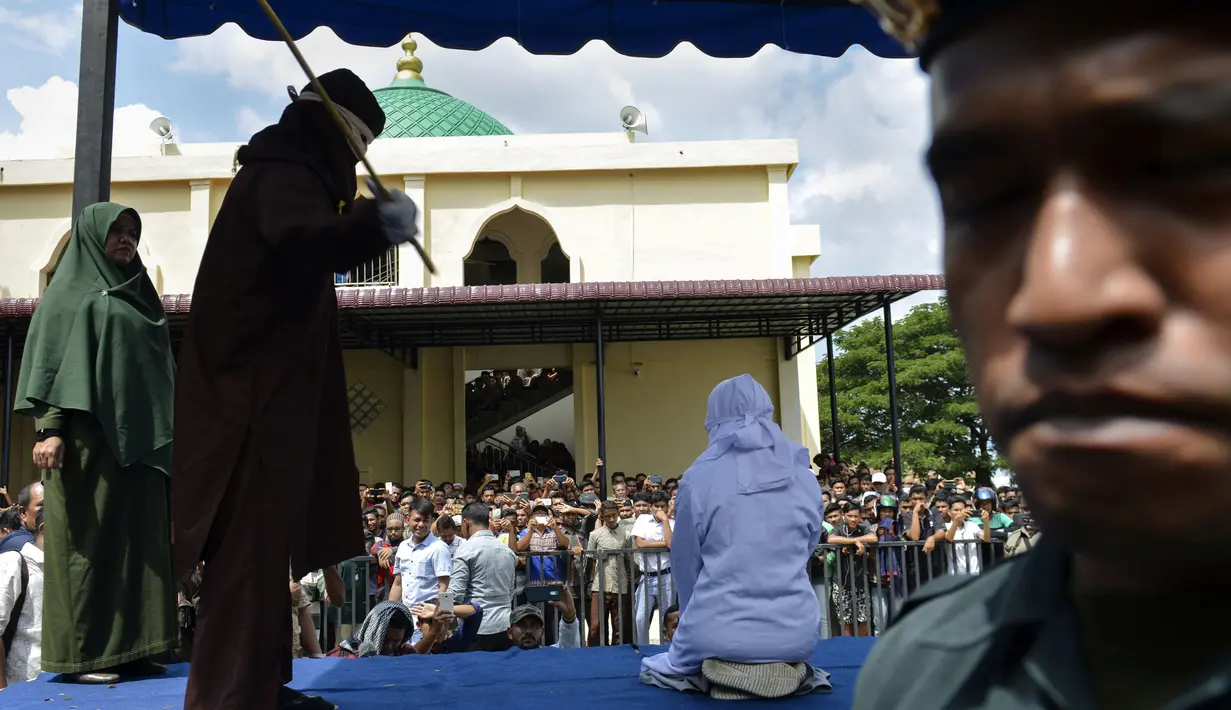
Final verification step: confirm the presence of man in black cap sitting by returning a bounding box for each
[174,67,420,710]
[852,2,1231,709]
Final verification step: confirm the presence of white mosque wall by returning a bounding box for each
[0,132,821,299]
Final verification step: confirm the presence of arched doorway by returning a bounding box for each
[466,207,570,286]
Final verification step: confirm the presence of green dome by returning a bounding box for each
[373,36,513,139]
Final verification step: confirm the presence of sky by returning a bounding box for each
[0,0,944,321]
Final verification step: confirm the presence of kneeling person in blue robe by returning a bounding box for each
[640,374,832,700]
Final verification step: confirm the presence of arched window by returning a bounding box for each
[467,207,570,286]
[464,237,517,287]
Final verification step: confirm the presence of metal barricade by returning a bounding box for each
[306,555,380,654]
[816,538,1002,638]
[299,537,1012,652]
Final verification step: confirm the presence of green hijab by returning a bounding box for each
[13,202,175,475]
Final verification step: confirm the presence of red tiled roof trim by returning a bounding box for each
[0,275,946,319]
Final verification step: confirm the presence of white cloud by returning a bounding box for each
[0,76,166,160]
[236,105,272,137]
[169,28,940,281]
[0,3,82,54]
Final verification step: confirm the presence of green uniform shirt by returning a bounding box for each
[853,537,1231,710]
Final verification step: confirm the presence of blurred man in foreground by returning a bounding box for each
[854,2,1231,708]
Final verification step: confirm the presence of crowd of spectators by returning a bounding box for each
[465,426,576,484]
[464,368,576,483]
[464,369,570,423]
[811,459,1040,638]
[0,449,1040,687]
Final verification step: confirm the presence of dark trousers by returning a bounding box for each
[185,448,291,710]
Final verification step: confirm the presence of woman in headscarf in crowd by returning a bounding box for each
[640,374,830,700]
[12,203,177,684]
[326,601,417,658]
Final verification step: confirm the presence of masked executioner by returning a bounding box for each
[172,68,420,710]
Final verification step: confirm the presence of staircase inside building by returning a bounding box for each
[474,436,556,479]
[464,368,574,448]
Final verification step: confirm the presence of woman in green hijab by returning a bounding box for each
[12,203,177,684]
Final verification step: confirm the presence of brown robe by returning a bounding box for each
[173,155,390,708]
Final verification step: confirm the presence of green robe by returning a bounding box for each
[12,202,177,673]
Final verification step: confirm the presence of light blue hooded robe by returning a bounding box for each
[641,374,824,677]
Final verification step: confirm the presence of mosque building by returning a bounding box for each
[0,36,928,493]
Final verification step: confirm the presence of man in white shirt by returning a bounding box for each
[0,508,43,688]
[631,492,674,645]
[390,499,452,642]
[944,498,990,576]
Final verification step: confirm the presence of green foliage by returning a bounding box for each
[815,298,1004,484]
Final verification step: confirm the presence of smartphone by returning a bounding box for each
[486,473,499,482]
[438,591,454,615]
[492,508,503,521]
[519,492,530,501]
[385,482,394,495]
[554,474,567,484]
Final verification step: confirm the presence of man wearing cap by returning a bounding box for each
[174,68,420,710]
[505,585,582,650]
[870,471,889,495]
[853,1,1231,708]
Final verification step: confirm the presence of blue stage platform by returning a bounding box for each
[2,637,875,709]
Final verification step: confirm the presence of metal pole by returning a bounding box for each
[1,326,12,491]
[595,311,607,499]
[825,330,840,464]
[72,0,120,219]
[883,302,903,491]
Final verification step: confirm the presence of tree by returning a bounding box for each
[816,298,1003,485]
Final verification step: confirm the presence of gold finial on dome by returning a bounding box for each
[395,34,424,81]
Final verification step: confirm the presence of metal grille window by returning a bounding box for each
[336,245,399,286]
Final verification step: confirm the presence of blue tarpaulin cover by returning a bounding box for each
[118,0,908,59]
[2,637,876,709]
